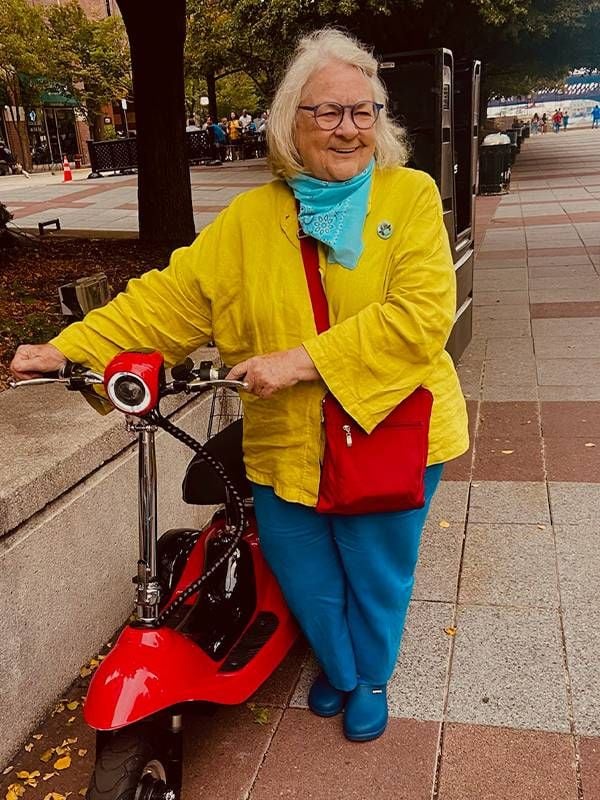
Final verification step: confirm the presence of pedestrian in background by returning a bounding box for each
[592,105,600,129]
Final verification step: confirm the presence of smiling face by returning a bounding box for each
[294,61,377,182]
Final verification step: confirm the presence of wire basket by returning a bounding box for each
[207,387,243,439]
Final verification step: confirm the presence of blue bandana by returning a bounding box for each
[286,159,375,270]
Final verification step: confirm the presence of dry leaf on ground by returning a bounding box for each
[444,626,457,636]
[439,520,450,528]
[53,755,71,771]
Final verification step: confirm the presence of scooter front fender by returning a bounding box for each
[83,625,222,730]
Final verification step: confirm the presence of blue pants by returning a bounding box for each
[252,464,443,690]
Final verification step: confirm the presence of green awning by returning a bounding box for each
[40,90,78,107]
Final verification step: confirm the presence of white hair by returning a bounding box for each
[267,28,409,179]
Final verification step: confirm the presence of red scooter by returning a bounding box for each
[11,351,299,800]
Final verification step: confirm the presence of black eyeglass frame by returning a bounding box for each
[297,101,385,130]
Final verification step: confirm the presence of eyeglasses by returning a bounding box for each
[297,101,384,131]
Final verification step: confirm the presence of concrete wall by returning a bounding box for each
[0,358,223,767]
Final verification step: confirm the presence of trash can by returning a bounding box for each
[504,129,518,163]
[58,273,111,319]
[521,124,531,139]
[479,134,512,195]
[74,153,82,169]
[511,126,523,152]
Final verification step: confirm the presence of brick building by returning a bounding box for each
[2,0,129,169]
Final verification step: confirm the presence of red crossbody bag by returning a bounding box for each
[299,234,434,515]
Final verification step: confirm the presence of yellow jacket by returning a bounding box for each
[51,167,469,506]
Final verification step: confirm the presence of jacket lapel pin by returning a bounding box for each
[377,221,393,239]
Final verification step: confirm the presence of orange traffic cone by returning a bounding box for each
[62,155,72,182]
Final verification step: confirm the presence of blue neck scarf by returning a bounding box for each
[286,159,375,270]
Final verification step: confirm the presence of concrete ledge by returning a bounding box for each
[0,347,229,767]
[0,346,216,537]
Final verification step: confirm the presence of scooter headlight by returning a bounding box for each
[106,372,152,414]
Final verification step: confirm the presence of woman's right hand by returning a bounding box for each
[9,344,67,380]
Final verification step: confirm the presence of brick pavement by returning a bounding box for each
[1,160,272,235]
[2,127,600,799]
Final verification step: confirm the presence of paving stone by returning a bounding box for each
[468,482,550,524]
[477,402,540,438]
[388,601,454,720]
[554,524,600,609]
[548,482,600,523]
[428,480,470,522]
[482,358,538,386]
[438,724,578,800]
[473,319,531,338]
[530,288,600,303]
[579,737,600,800]
[485,338,535,359]
[414,518,464,602]
[540,401,600,437]
[249,711,439,800]
[473,434,544,481]
[532,318,600,338]
[528,272,599,288]
[446,606,569,732]
[473,305,531,320]
[183,704,284,798]
[538,385,600,401]
[443,400,477,480]
[537,358,600,387]
[563,606,600,736]
[473,290,529,306]
[473,269,529,292]
[530,302,600,319]
[544,436,600,482]
[459,523,557,607]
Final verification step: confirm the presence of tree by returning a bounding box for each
[116,0,195,247]
[0,0,50,169]
[44,2,132,140]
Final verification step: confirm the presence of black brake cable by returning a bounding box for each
[147,408,246,627]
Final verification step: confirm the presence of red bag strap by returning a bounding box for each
[299,233,330,333]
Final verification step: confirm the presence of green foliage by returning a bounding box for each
[44,1,131,123]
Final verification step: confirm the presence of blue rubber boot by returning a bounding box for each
[308,673,348,717]
[343,684,388,741]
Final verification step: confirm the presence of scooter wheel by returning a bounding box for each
[87,728,177,800]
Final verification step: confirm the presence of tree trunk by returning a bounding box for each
[116,0,195,247]
[206,70,217,124]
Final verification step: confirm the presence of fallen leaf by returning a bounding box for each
[89,658,99,668]
[444,626,457,636]
[250,705,270,725]
[67,717,76,724]
[2,767,13,776]
[501,450,514,455]
[53,755,72,771]
[32,734,43,741]
[43,773,58,781]
[6,783,26,800]
[40,749,54,763]
[43,793,67,800]
[585,442,596,447]
[66,701,79,711]
[439,520,450,528]
[79,667,91,678]
[64,739,77,746]
[77,750,87,758]
[78,790,87,797]
[537,524,547,530]
[51,703,65,716]
[24,743,33,753]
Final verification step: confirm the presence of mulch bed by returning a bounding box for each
[0,235,174,390]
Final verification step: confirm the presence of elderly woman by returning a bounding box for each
[11,29,468,742]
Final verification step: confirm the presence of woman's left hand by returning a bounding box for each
[227,346,319,398]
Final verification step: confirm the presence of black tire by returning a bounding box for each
[87,728,172,800]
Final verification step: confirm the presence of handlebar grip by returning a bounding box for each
[196,361,231,381]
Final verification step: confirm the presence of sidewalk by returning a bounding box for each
[2,127,600,799]
[1,160,272,236]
